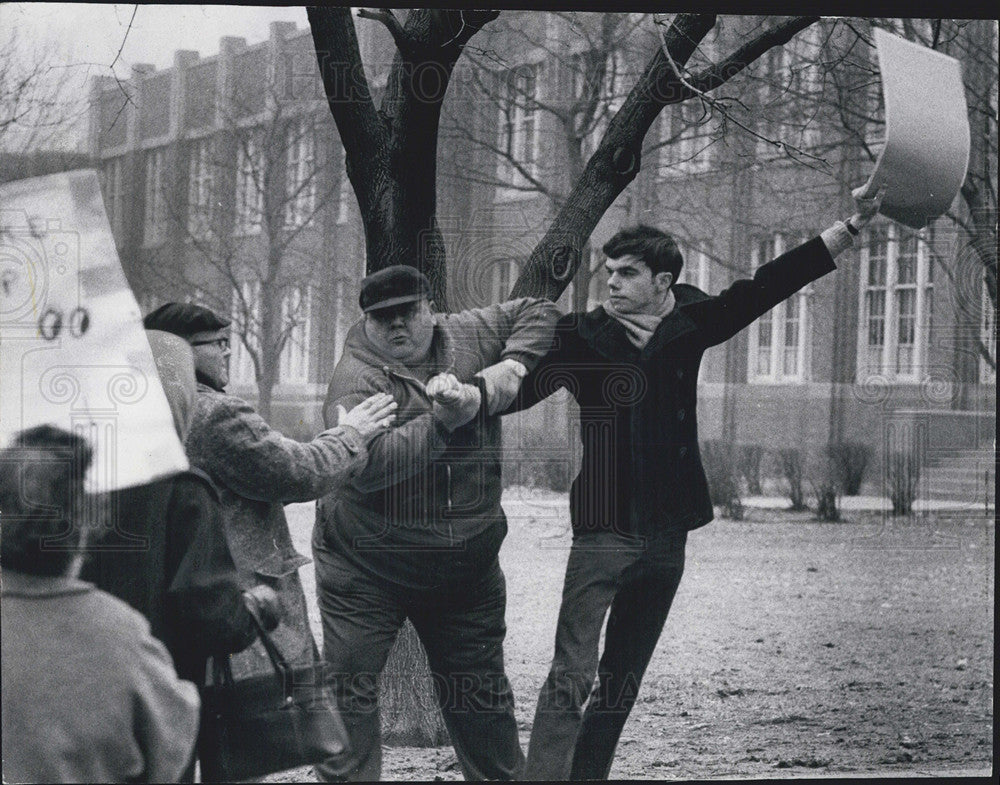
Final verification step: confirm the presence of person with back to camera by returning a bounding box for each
[1,425,201,783]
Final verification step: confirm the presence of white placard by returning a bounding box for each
[1,169,188,491]
[863,28,971,230]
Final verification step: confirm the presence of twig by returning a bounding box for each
[655,15,829,171]
[110,4,138,72]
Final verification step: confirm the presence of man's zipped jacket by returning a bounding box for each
[318,298,560,590]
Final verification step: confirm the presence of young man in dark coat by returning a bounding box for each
[315,266,560,781]
[513,189,884,780]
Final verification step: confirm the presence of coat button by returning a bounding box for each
[679,446,687,458]
[676,368,684,379]
[677,408,686,421]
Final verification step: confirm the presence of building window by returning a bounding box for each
[496,62,540,195]
[748,233,812,383]
[235,132,263,235]
[100,157,123,239]
[285,117,316,227]
[857,223,933,381]
[230,280,259,388]
[490,259,519,304]
[755,25,824,156]
[279,285,312,383]
[676,242,712,382]
[660,100,714,176]
[143,149,167,244]
[981,280,996,384]
[187,139,214,237]
[336,170,352,224]
[573,50,628,160]
[675,242,711,292]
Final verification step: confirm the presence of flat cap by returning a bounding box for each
[143,302,230,338]
[359,266,431,313]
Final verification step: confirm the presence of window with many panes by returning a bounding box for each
[857,223,933,381]
[235,132,263,234]
[756,24,824,155]
[573,50,627,160]
[187,139,213,237]
[229,281,259,388]
[675,242,711,382]
[143,148,167,244]
[285,118,316,227]
[497,63,540,195]
[336,169,353,224]
[100,157,123,239]
[747,233,812,382]
[279,285,312,383]
[675,241,711,292]
[660,101,714,176]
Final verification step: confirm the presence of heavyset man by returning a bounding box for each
[314,266,560,781]
[513,189,884,780]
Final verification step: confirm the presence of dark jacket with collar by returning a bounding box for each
[81,467,256,683]
[514,236,836,536]
[318,298,559,590]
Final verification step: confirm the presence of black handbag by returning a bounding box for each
[198,602,350,782]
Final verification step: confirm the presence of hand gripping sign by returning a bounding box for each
[1,170,188,492]
[859,28,971,230]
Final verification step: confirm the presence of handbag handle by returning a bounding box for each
[243,593,292,683]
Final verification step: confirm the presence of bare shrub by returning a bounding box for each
[828,441,873,495]
[778,447,808,511]
[887,448,921,515]
[701,440,744,520]
[737,444,764,495]
[809,445,841,522]
[503,426,573,492]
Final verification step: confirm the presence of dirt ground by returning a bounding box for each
[267,490,994,781]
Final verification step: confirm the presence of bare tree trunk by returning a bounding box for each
[380,622,450,746]
[308,7,499,747]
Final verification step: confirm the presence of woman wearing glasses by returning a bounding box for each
[142,303,397,689]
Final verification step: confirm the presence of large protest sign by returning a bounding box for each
[862,28,971,230]
[1,170,188,491]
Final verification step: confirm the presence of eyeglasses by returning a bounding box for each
[191,337,230,351]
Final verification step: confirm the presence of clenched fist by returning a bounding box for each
[426,372,482,431]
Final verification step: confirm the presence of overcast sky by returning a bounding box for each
[4,4,310,70]
[2,4,311,150]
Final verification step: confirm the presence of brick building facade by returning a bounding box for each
[89,15,995,503]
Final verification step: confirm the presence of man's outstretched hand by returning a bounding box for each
[850,185,886,230]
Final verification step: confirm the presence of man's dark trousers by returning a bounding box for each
[312,539,525,781]
[524,529,686,780]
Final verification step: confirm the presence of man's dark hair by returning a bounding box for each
[0,425,93,576]
[143,302,230,339]
[603,224,684,283]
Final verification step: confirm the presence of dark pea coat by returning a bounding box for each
[515,236,836,536]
